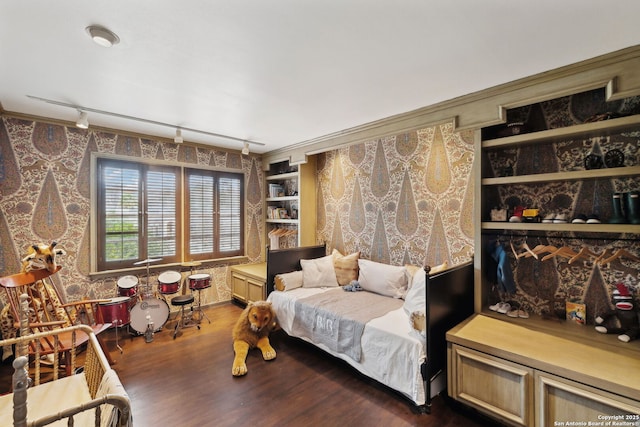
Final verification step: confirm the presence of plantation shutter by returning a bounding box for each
[146,168,178,258]
[218,174,242,253]
[188,173,215,255]
[102,162,141,264]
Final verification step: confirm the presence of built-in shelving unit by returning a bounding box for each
[264,158,316,249]
[448,85,640,426]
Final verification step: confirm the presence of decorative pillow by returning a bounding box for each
[331,249,360,286]
[274,270,304,291]
[403,267,426,319]
[301,255,339,288]
[357,259,407,298]
[404,264,422,291]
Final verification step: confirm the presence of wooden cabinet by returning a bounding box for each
[230,263,266,304]
[449,344,533,426]
[536,372,640,427]
[448,315,640,427]
[452,85,640,426]
[265,157,316,249]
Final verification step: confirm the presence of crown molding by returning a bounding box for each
[263,44,640,166]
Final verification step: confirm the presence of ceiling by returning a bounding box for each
[2,1,640,154]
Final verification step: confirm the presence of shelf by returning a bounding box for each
[266,219,299,224]
[482,114,640,148]
[479,310,640,358]
[266,171,298,181]
[266,196,298,202]
[481,222,640,233]
[482,165,640,185]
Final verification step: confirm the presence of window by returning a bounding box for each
[96,158,244,271]
[185,169,244,260]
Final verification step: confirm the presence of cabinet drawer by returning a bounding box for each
[247,278,265,303]
[536,372,640,427]
[449,344,534,426]
[231,273,247,303]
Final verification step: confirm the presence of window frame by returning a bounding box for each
[92,154,244,273]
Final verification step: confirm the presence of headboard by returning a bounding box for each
[266,244,327,295]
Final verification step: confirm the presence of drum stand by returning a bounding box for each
[113,321,124,354]
[192,287,211,325]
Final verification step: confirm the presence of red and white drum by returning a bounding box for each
[98,296,131,327]
[188,273,211,290]
[158,270,181,294]
[130,298,170,334]
[117,275,138,298]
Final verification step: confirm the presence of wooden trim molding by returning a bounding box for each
[263,44,640,166]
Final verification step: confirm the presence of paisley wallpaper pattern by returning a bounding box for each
[316,122,475,268]
[0,116,265,309]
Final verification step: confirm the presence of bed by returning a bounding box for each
[0,294,132,427]
[265,244,474,413]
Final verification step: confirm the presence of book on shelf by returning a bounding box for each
[266,206,289,219]
[566,301,586,325]
[268,184,284,198]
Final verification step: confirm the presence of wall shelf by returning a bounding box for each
[482,114,640,149]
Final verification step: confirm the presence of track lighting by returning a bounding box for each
[174,128,183,143]
[27,95,266,149]
[76,111,89,129]
[86,25,120,48]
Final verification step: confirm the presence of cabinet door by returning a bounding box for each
[536,372,640,427]
[231,272,247,303]
[247,278,265,303]
[449,344,534,426]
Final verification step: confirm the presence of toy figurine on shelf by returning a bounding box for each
[595,282,640,342]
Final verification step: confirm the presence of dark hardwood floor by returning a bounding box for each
[1,302,503,427]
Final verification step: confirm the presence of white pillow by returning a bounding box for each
[274,270,303,291]
[357,259,407,298]
[403,267,426,318]
[301,255,339,288]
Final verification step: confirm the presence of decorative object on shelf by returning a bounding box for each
[497,122,528,137]
[604,148,625,168]
[595,282,639,342]
[490,207,507,222]
[584,152,604,169]
[566,301,586,325]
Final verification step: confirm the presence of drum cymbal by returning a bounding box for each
[133,258,162,265]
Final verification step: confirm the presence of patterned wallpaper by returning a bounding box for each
[0,116,265,309]
[316,122,475,268]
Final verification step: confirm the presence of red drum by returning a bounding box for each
[117,275,138,298]
[98,297,131,327]
[158,270,182,294]
[188,273,211,290]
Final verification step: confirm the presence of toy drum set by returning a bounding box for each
[97,258,211,341]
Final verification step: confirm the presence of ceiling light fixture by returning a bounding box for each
[86,25,120,47]
[76,111,89,129]
[174,128,183,144]
[26,95,266,149]
[241,141,250,155]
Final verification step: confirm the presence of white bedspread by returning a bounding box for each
[268,287,426,405]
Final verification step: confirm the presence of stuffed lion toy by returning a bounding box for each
[231,301,277,376]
